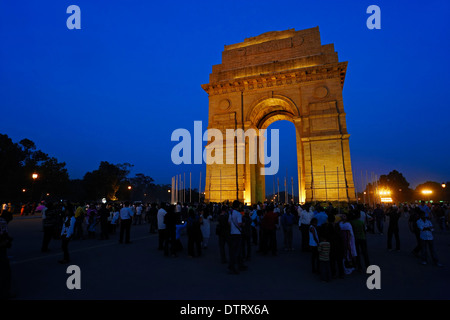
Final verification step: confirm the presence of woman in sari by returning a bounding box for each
[339,213,357,275]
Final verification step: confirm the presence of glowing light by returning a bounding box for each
[378,189,391,196]
[22,189,26,192]
[32,173,38,180]
[127,186,132,190]
[421,190,432,195]
[380,197,393,203]
[442,183,446,188]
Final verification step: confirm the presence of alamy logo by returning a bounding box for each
[66,5,81,30]
[66,265,81,290]
[366,265,381,289]
[366,5,381,30]
[171,121,280,175]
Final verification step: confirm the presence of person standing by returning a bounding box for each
[164,205,178,257]
[41,202,58,252]
[157,203,168,250]
[216,207,230,264]
[134,203,143,225]
[408,207,422,257]
[200,208,212,249]
[98,203,110,240]
[309,217,320,274]
[281,208,294,251]
[228,201,246,274]
[419,201,431,218]
[298,205,313,252]
[0,212,13,299]
[110,205,120,234]
[373,204,385,235]
[250,205,259,246]
[350,211,370,271]
[148,203,158,234]
[86,204,98,239]
[59,206,76,264]
[73,202,86,240]
[339,213,357,275]
[323,214,345,279]
[187,208,203,258]
[318,236,331,282]
[260,204,279,256]
[386,205,401,251]
[241,209,252,261]
[416,211,443,267]
[119,202,134,244]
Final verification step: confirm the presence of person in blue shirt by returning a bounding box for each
[314,205,328,230]
[419,201,431,218]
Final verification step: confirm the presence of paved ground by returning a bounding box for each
[5,213,450,301]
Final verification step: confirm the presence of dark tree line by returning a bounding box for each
[0,133,171,204]
[358,170,449,203]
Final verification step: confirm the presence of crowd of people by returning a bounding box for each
[0,198,448,298]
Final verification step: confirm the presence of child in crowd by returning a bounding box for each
[318,236,332,282]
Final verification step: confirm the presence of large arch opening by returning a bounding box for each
[263,119,299,204]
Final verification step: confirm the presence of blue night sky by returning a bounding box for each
[1,0,449,193]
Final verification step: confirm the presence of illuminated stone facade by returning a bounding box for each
[202,27,356,204]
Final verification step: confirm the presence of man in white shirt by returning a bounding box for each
[175,202,182,213]
[298,205,314,252]
[119,202,134,244]
[228,200,247,274]
[134,204,143,225]
[157,203,168,251]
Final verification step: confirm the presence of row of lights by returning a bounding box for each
[366,183,447,195]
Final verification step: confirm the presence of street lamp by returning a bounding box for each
[31,173,39,201]
[442,183,446,189]
[127,185,132,190]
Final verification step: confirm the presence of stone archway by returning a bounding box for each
[201,27,356,204]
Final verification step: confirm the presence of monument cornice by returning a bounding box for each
[201,62,347,96]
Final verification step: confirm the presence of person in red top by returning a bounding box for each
[260,204,279,256]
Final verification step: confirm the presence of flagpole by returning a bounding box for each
[171,176,174,204]
[199,171,202,203]
[366,170,371,208]
[277,177,280,204]
[361,170,365,205]
[291,177,294,203]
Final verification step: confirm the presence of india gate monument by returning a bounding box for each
[201,27,356,204]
